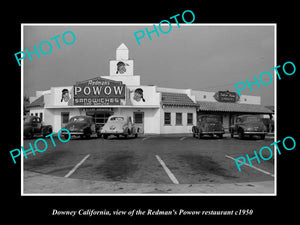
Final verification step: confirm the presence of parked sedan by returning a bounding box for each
[192,115,225,139]
[229,115,267,139]
[101,115,138,139]
[61,115,101,139]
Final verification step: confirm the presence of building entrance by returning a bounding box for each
[133,111,144,133]
[85,109,113,127]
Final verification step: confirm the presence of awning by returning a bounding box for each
[197,101,273,114]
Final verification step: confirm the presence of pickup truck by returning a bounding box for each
[24,116,53,139]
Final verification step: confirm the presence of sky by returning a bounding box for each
[23,24,275,106]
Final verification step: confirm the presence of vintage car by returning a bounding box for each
[24,116,53,139]
[192,115,225,139]
[61,115,102,139]
[229,115,267,139]
[101,115,138,139]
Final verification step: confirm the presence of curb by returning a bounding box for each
[23,171,275,195]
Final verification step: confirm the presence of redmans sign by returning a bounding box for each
[73,77,125,105]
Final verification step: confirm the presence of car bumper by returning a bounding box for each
[243,131,267,135]
[61,131,84,135]
[201,131,225,134]
[101,130,124,135]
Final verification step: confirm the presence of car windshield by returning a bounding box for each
[110,117,124,121]
[69,117,88,123]
[24,117,32,123]
[241,116,260,122]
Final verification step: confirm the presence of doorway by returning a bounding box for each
[61,112,70,128]
[133,112,144,133]
[86,111,113,127]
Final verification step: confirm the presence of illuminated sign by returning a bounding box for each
[73,77,125,105]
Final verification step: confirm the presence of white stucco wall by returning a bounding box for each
[160,106,197,134]
[28,107,44,120]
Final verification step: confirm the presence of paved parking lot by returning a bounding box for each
[23,134,275,194]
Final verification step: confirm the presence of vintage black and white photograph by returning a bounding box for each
[21,24,276,195]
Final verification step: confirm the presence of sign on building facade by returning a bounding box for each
[73,77,126,106]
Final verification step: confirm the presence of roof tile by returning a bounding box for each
[197,101,273,114]
[28,95,44,108]
[161,92,198,107]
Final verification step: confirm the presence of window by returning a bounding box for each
[187,113,193,125]
[176,113,182,125]
[69,116,86,123]
[164,112,171,125]
[133,112,144,124]
[39,112,43,121]
[110,117,125,121]
[35,113,38,116]
[61,112,70,124]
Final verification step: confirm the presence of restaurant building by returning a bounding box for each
[27,44,273,134]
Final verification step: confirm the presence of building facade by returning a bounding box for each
[27,44,273,134]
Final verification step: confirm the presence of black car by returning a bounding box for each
[61,115,102,139]
[192,115,225,139]
[229,115,267,139]
[23,116,53,139]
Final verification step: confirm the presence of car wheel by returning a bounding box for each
[26,132,33,139]
[218,134,223,139]
[103,134,108,139]
[238,130,244,139]
[64,134,69,140]
[198,132,202,139]
[192,126,197,138]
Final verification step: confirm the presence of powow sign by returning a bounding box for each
[73,77,125,106]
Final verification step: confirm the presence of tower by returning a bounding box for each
[110,43,133,76]
[102,43,140,86]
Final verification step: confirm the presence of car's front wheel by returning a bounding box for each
[26,132,33,139]
[64,134,70,140]
[192,126,197,138]
[238,129,244,139]
[198,132,202,139]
